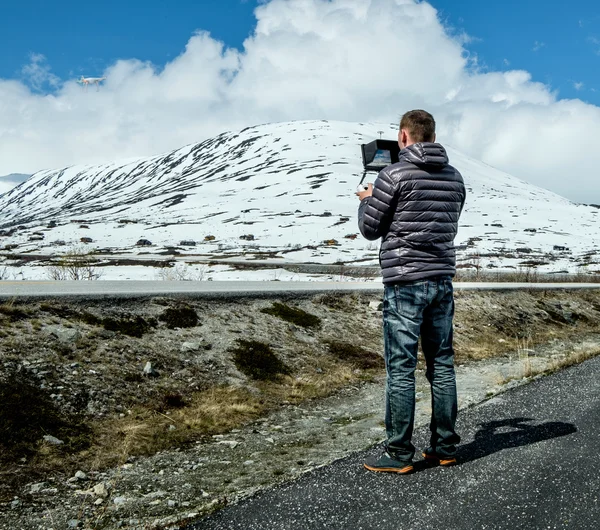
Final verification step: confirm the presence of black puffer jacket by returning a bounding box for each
[358,142,466,284]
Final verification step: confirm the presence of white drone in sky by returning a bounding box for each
[77,76,106,91]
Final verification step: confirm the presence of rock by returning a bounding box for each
[243,460,255,466]
[44,325,82,343]
[29,482,47,494]
[181,341,202,352]
[113,496,127,505]
[11,499,20,509]
[143,361,159,378]
[94,498,104,505]
[43,435,64,445]
[168,424,176,431]
[92,482,109,497]
[369,301,383,311]
[74,470,87,480]
[67,520,82,528]
[144,491,166,499]
[217,440,239,449]
[75,489,94,496]
[167,500,177,507]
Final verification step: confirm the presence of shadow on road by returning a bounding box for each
[455,417,577,465]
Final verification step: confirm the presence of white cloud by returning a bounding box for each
[0,0,599,203]
[574,81,584,91]
[532,41,545,52]
[21,53,61,91]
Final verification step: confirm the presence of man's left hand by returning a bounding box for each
[356,183,373,201]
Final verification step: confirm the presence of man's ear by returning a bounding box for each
[399,129,408,148]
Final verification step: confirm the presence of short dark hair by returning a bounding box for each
[400,110,436,143]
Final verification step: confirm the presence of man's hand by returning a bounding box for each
[356,183,373,201]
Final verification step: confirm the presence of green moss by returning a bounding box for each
[161,392,187,410]
[325,340,384,369]
[39,303,75,319]
[316,293,351,310]
[159,305,199,329]
[80,311,102,326]
[39,303,101,326]
[230,340,291,381]
[260,302,321,329]
[102,315,151,337]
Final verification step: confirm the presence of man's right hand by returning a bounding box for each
[356,183,373,201]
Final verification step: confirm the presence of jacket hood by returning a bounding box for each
[400,142,449,168]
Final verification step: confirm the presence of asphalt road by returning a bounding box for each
[189,356,600,530]
[0,281,600,301]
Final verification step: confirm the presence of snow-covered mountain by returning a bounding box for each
[0,120,599,277]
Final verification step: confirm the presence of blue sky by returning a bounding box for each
[1,0,599,103]
[0,0,258,85]
[433,0,600,104]
[1,0,600,202]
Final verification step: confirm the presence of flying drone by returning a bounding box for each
[77,76,106,91]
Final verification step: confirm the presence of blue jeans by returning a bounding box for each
[383,276,460,462]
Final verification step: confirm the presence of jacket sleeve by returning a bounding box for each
[357,168,399,241]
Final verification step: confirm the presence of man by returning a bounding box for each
[357,110,466,474]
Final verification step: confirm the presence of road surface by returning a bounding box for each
[0,281,599,300]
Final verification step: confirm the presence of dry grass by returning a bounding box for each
[488,344,600,392]
[453,289,600,363]
[548,346,600,372]
[58,359,375,474]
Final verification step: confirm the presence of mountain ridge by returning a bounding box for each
[0,120,598,275]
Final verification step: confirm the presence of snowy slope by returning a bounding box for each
[0,120,599,276]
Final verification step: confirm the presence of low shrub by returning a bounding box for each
[325,340,384,369]
[159,305,199,329]
[230,340,291,381]
[261,302,321,329]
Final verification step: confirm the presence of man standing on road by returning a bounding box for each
[357,110,466,474]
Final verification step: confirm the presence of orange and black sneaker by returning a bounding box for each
[363,452,414,474]
[422,451,457,467]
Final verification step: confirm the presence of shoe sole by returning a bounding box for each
[363,463,414,474]
[422,452,457,467]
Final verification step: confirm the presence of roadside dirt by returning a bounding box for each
[1,287,599,530]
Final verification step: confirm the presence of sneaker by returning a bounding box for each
[422,451,457,467]
[364,452,414,474]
